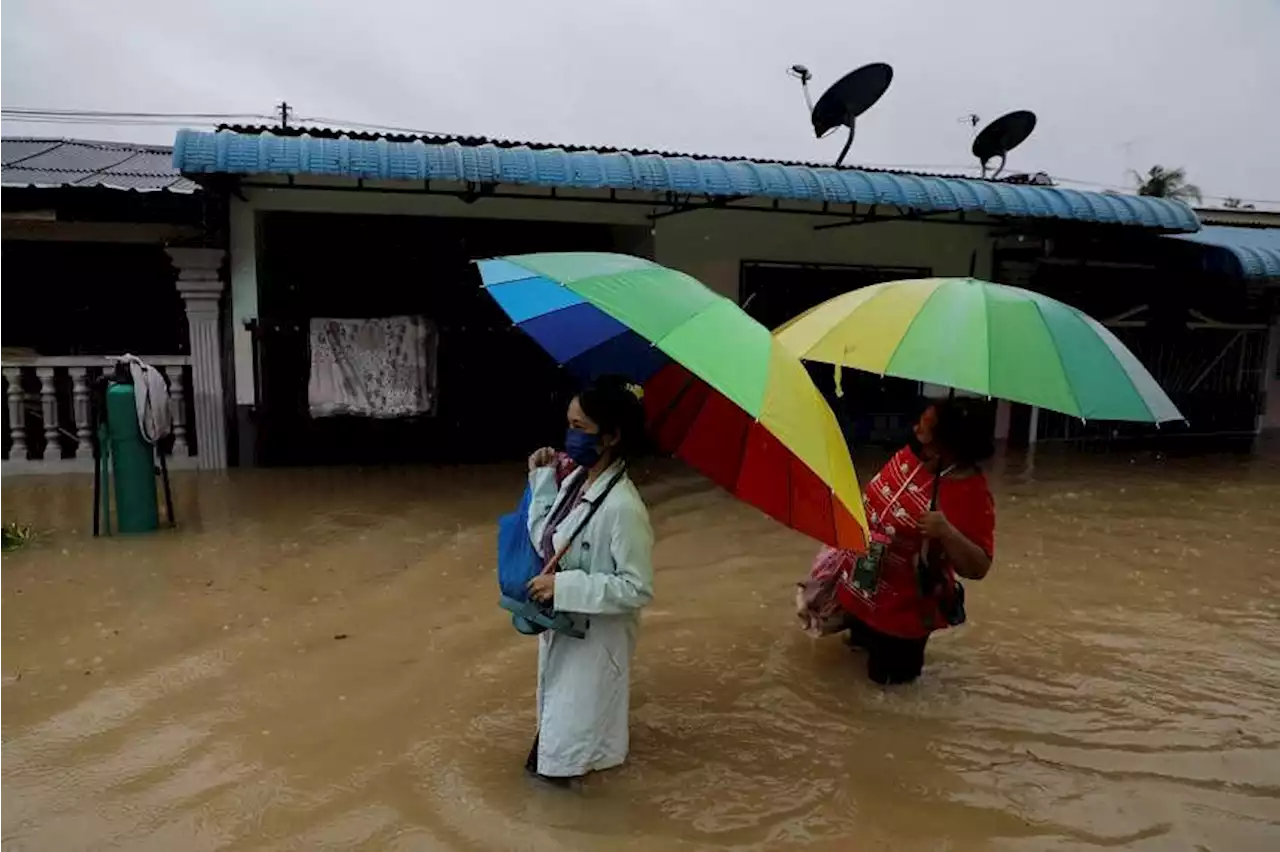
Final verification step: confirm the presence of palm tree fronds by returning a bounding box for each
[1133,164,1200,203]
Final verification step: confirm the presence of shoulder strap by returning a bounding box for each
[928,463,957,511]
[541,466,627,575]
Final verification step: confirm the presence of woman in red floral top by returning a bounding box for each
[798,398,996,684]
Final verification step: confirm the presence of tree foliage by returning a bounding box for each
[1132,165,1202,204]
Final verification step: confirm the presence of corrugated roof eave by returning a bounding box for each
[172,129,1201,233]
[1167,225,1280,282]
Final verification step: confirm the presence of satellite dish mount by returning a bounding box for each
[789,62,894,167]
[972,110,1037,179]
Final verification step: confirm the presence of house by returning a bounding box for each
[1,138,227,474]
[1176,207,1280,435]
[5,128,1278,473]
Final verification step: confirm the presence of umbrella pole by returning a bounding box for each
[928,387,956,508]
[920,385,958,591]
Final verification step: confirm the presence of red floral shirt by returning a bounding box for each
[833,445,995,639]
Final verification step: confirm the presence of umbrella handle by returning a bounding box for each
[921,460,944,581]
[927,387,956,510]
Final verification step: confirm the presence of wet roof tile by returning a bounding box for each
[2,138,199,193]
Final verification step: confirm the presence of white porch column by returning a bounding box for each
[994,400,1012,441]
[1262,315,1280,433]
[168,248,228,470]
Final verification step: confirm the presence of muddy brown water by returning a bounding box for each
[3,449,1279,851]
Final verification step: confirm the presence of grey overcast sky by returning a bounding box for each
[3,0,1277,207]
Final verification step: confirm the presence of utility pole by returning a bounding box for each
[277,101,292,129]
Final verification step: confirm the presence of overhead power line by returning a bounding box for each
[1,106,455,138]
[3,107,277,120]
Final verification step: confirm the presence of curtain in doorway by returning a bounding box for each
[307,315,437,418]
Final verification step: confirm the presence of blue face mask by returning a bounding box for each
[564,427,602,468]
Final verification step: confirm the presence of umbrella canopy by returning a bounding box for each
[477,252,868,550]
[774,277,1183,423]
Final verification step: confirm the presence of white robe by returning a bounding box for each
[527,461,654,778]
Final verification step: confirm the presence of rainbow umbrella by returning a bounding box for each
[774,277,1182,423]
[477,252,868,550]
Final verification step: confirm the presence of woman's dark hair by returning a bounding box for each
[932,397,996,466]
[576,374,649,460]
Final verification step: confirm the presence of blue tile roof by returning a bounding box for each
[1168,225,1280,281]
[172,129,1200,232]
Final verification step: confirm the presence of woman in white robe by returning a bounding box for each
[524,376,654,782]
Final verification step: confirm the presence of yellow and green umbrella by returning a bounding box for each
[477,252,868,549]
[774,277,1182,423]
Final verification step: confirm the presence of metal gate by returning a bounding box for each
[1035,304,1269,441]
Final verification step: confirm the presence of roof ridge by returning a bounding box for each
[213,123,982,182]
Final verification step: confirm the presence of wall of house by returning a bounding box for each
[230,186,654,409]
[654,209,994,301]
[229,185,996,430]
[1263,314,1280,432]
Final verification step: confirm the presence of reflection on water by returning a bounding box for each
[3,448,1279,851]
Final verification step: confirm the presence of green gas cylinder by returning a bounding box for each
[105,382,159,533]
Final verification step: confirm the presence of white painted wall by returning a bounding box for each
[1262,314,1280,432]
[229,198,258,406]
[243,183,651,225]
[654,209,994,301]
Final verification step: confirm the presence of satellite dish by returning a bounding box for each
[972,110,1037,179]
[789,62,894,167]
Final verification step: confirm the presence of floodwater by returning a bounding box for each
[3,448,1279,851]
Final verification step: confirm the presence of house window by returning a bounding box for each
[738,260,930,330]
[738,260,934,446]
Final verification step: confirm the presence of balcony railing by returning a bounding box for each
[2,356,197,475]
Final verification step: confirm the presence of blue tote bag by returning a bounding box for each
[497,485,541,602]
[496,484,583,637]
[495,473,623,638]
